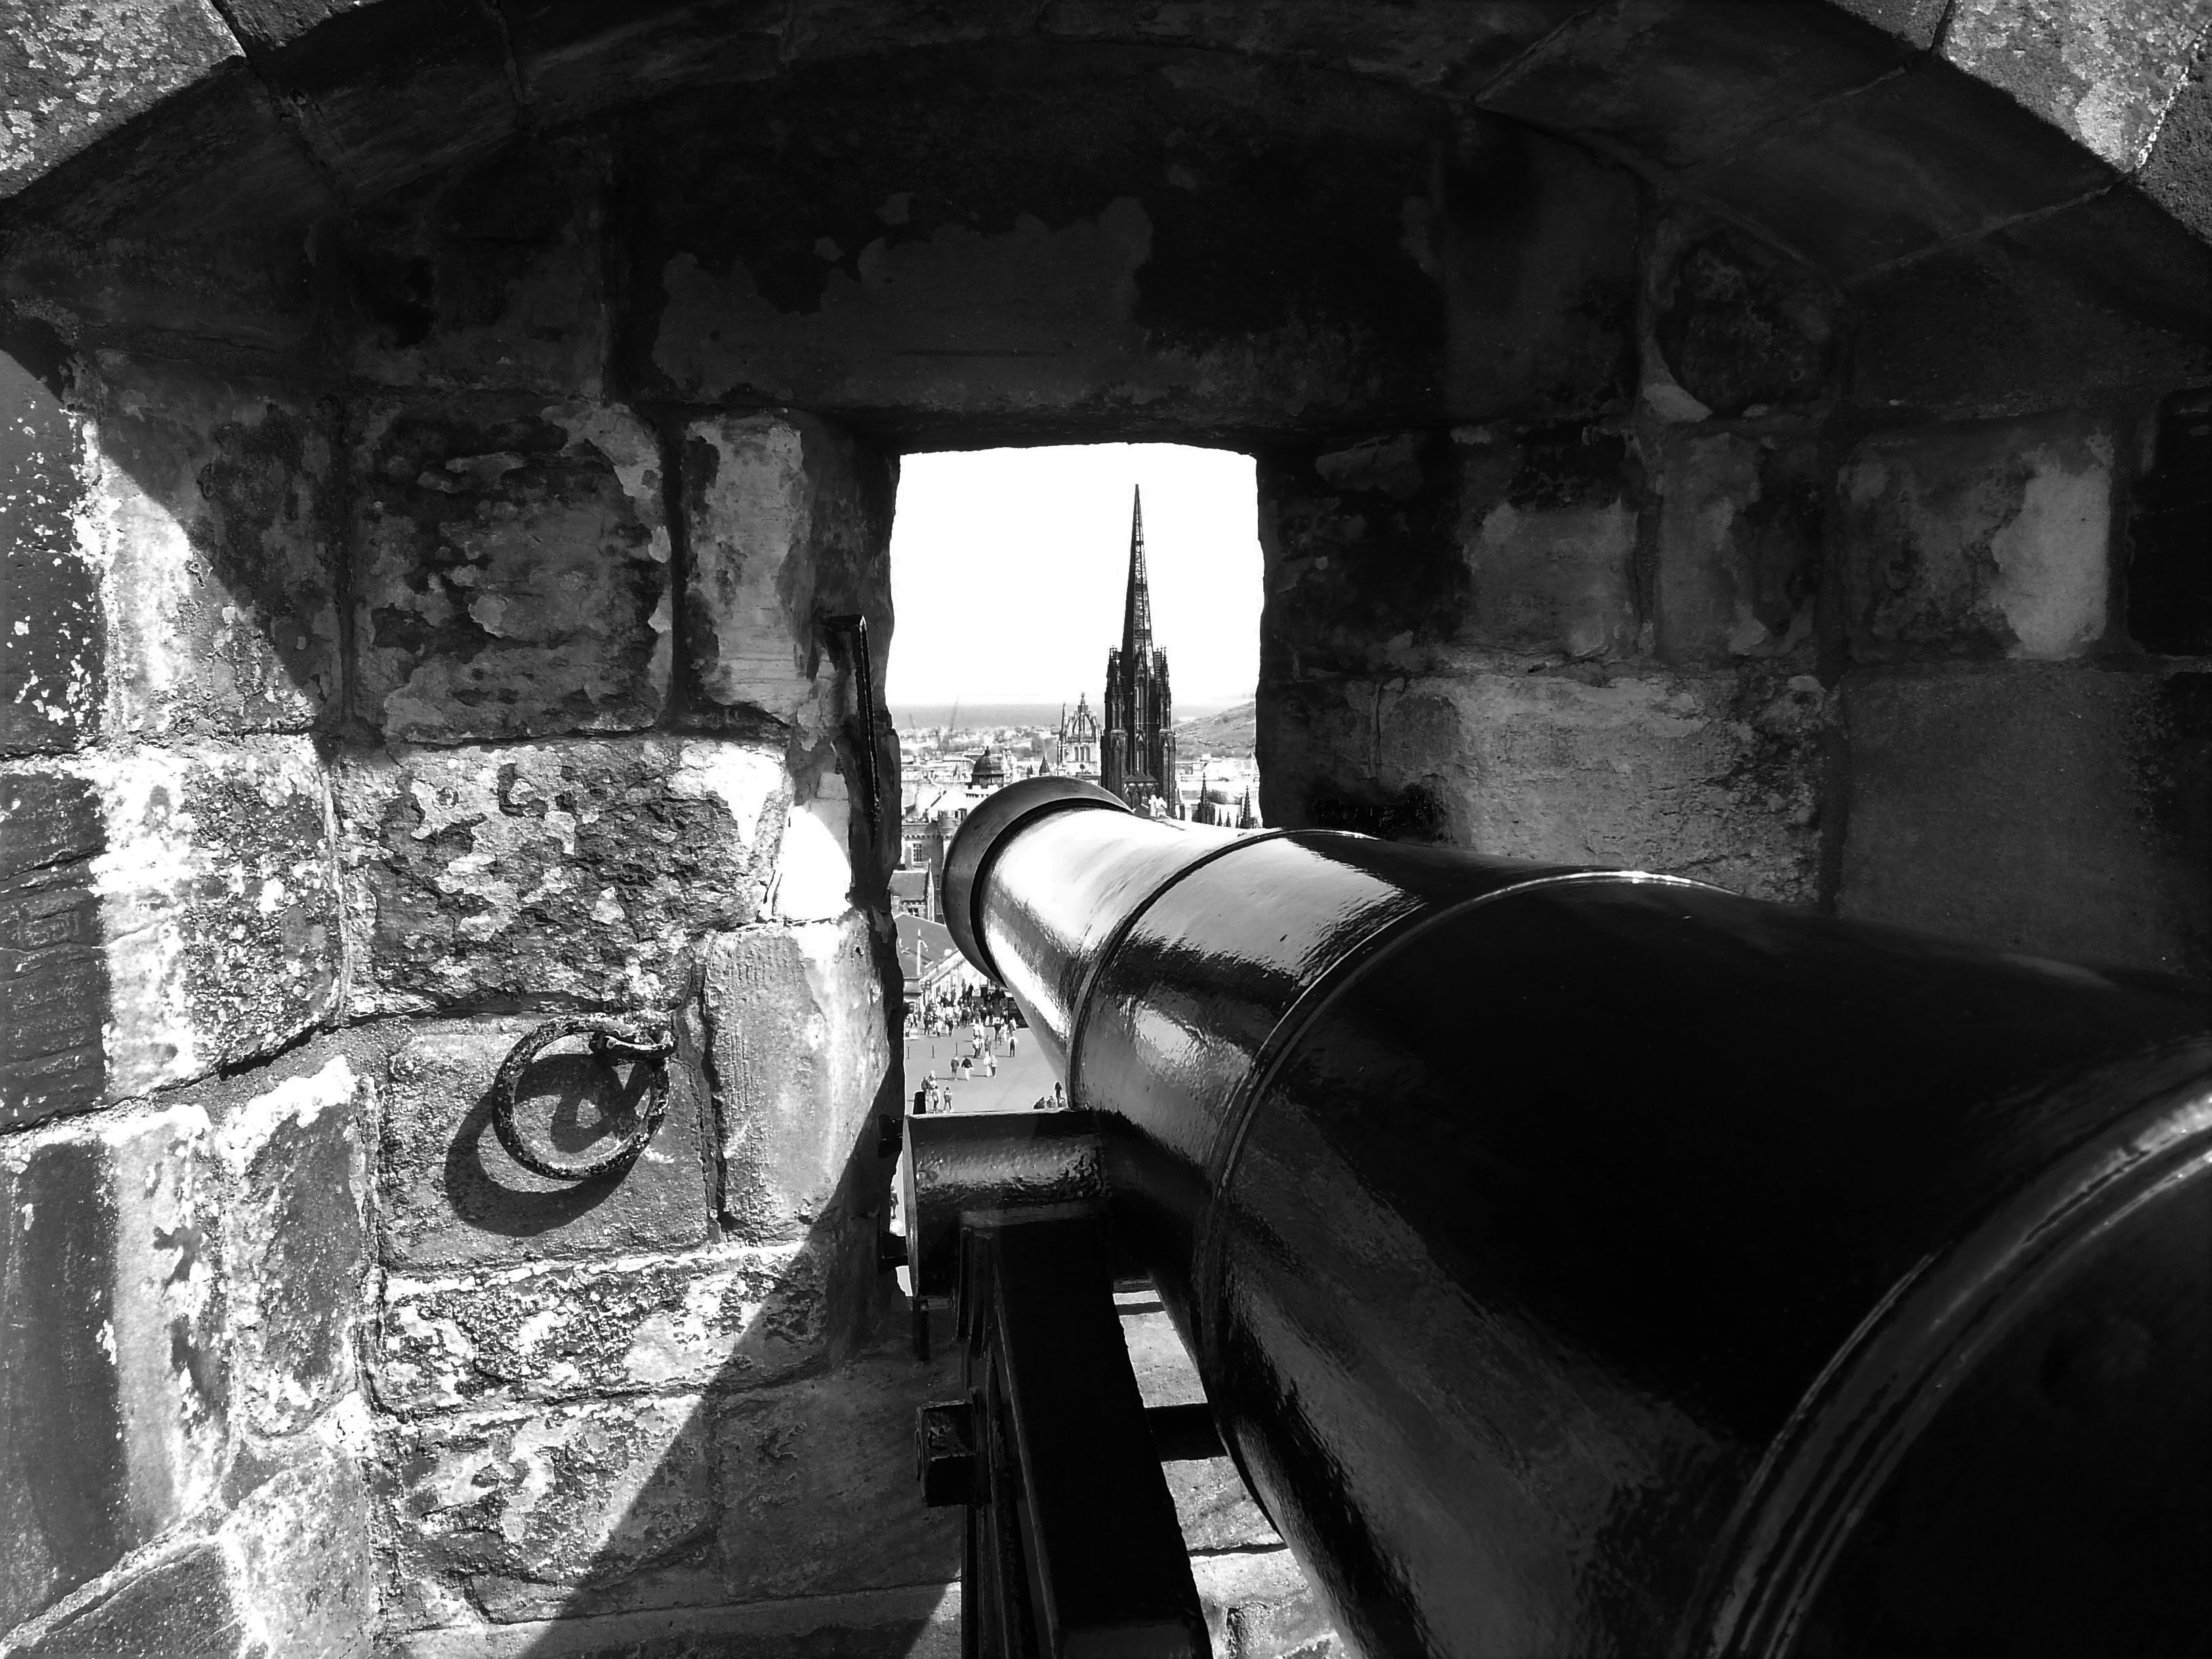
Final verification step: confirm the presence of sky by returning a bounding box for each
[885,443,1262,713]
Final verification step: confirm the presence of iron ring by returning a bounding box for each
[489,1013,676,1182]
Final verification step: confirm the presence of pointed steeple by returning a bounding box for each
[1121,485,1153,662]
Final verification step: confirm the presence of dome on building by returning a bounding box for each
[970,747,1007,788]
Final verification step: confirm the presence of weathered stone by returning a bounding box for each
[1259,433,1470,682]
[241,0,520,201]
[222,1443,379,1657]
[2137,29,2212,239]
[712,1352,963,1603]
[634,58,1450,436]
[1264,669,1829,903]
[0,1103,226,1630]
[2126,387,2212,655]
[0,346,100,756]
[1475,0,1913,172]
[1845,204,2212,419]
[346,137,613,394]
[1840,666,2211,978]
[373,1241,843,1416]
[1839,413,2114,663]
[1941,0,2210,172]
[1430,121,1640,424]
[334,737,784,1015]
[350,397,672,743]
[1684,63,2117,280]
[0,767,108,1127]
[682,412,895,737]
[1650,429,1823,663]
[375,1015,714,1271]
[1120,1296,1279,1553]
[5,1537,251,1659]
[386,1582,959,1659]
[702,914,893,1240]
[214,1052,369,1440]
[0,0,240,197]
[92,360,342,737]
[1,739,342,1116]
[1195,1549,1340,1659]
[1454,428,1636,659]
[376,1395,718,1628]
[1650,219,1837,417]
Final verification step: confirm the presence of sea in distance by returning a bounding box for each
[893,701,1234,730]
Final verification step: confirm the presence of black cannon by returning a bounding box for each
[899,777,2211,1659]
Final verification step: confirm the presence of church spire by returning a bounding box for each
[1122,485,1152,661]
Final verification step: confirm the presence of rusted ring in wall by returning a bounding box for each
[490,1013,676,1181]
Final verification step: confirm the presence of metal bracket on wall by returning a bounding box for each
[489,1012,676,1181]
[819,612,882,832]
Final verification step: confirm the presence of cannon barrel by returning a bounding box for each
[937,777,2212,1659]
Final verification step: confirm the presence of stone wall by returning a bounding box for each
[2,4,2209,1655]
[1258,207,2212,980]
[0,271,947,1650]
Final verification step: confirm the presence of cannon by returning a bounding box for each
[899,777,2211,1659]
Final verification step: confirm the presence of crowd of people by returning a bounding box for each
[905,985,1067,1113]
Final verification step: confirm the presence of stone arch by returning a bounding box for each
[1,2,2207,1653]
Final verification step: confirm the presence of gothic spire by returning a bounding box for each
[1122,485,1152,661]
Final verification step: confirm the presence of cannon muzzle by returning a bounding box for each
[921,777,2211,1659]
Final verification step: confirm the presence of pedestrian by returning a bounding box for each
[1008,1031,1018,1057]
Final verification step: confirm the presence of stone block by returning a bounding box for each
[91,361,342,738]
[1454,428,1637,659]
[385,1582,959,1659]
[334,737,783,1015]
[1040,0,1589,93]
[376,1395,718,1629]
[712,1353,963,1603]
[1649,216,1837,418]
[1475,0,1913,172]
[1683,62,2116,280]
[5,1537,253,1659]
[1265,668,1830,903]
[1839,665,2211,978]
[0,0,239,197]
[375,1015,714,1271]
[681,412,895,738]
[702,914,893,1240]
[1118,1296,1279,1553]
[0,1103,227,1630]
[1,739,343,1121]
[242,1,520,201]
[373,1240,842,1416]
[346,136,613,394]
[0,347,100,756]
[2138,28,2211,239]
[1839,413,2114,663]
[1845,204,2212,419]
[222,1443,378,1658]
[350,397,672,743]
[0,768,108,1127]
[213,1052,369,1440]
[1193,1549,1338,1659]
[1652,430,1823,663]
[1941,0,2210,172]
[635,60,1446,436]
[1260,432,1470,680]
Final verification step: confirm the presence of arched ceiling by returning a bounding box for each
[3,0,2205,286]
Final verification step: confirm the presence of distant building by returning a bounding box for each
[1101,488,1181,817]
[970,747,1007,791]
[890,867,936,922]
[1052,693,1103,781]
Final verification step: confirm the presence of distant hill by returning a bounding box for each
[1176,700,1256,756]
